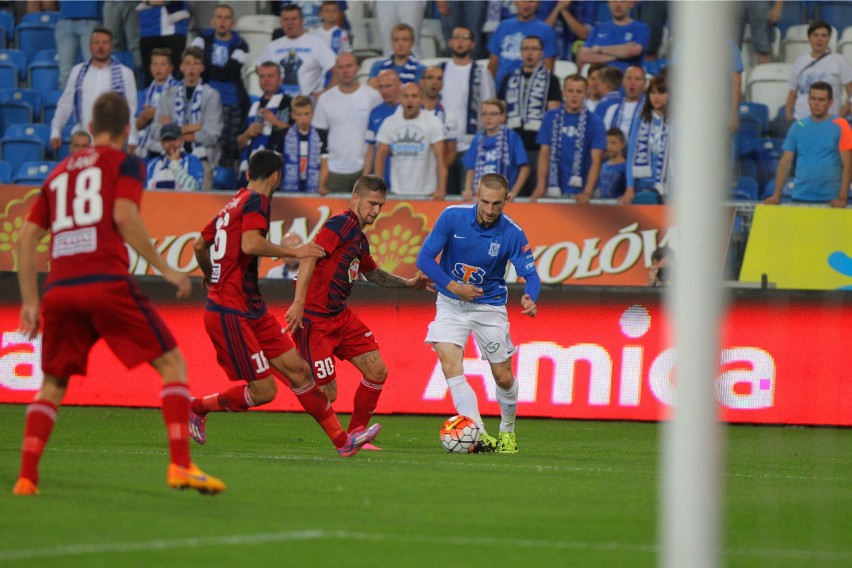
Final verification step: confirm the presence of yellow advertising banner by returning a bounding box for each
[0,185,678,286]
[741,205,852,290]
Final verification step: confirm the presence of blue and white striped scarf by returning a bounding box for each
[473,126,510,191]
[74,57,125,127]
[505,64,550,132]
[283,126,321,192]
[548,107,588,195]
[172,82,205,157]
[137,74,180,157]
[380,53,421,84]
[631,113,670,193]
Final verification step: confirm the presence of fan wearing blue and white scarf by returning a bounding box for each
[238,93,289,175]
[623,77,670,204]
[504,63,551,132]
[172,82,206,157]
[137,74,181,157]
[74,57,126,129]
[282,125,322,192]
[473,125,511,191]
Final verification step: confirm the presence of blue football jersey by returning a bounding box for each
[418,204,537,306]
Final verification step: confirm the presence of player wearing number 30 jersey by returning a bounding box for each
[14,92,225,496]
[190,150,381,457]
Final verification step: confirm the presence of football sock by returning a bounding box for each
[191,385,255,414]
[496,380,519,433]
[293,382,348,448]
[18,400,58,485]
[348,377,383,433]
[161,382,191,468]
[446,375,485,431]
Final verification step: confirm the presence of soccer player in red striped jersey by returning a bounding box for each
[13,92,225,496]
[284,175,432,448]
[190,150,381,456]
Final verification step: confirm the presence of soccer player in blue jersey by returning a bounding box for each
[416,173,540,454]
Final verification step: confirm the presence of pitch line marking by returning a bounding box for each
[1,530,851,562]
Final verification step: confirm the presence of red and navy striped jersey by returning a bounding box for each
[304,209,377,317]
[27,146,145,285]
[201,188,269,318]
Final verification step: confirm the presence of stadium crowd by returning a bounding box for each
[1,0,851,205]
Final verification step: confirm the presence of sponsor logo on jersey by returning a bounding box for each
[453,263,485,284]
[486,342,500,353]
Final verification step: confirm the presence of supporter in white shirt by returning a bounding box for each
[312,53,382,192]
[786,20,852,121]
[257,4,337,98]
[50,27,138,152]
[375,83,447,199]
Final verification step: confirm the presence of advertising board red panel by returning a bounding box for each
[2,293,850,426]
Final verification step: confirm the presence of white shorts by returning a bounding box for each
[425,294,516,364]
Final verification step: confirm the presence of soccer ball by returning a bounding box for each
[440,415,481,453]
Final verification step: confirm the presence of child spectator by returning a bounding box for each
[137,48,181,159]
[462,99,529,201]
[282,95,329,193]
[598,127,627,199]
[312,1,352,87]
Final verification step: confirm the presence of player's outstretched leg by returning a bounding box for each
[338,423,382,457]
[188,385,260,444]
[167,462,227,495]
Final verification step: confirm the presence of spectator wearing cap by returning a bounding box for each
[146,123,205,191]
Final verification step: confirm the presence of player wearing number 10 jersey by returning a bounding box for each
[14,92,225,496]
[191,150,381,456]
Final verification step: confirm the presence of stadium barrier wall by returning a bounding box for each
[1,276,850,427]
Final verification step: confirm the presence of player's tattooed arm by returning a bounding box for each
[364,269,409,288]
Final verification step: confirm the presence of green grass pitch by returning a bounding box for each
[1,405,851,567]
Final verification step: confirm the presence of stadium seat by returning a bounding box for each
[0,101,33,132]
[815,3,852,33]
[13,160,56,185]
[420,18,445,58]
[776,1,807,36]
[29,60,59,93]
[5,123,50,147]
[731,176,759,201]
[761,179,795,202]
[746,63,792,114]
[782,24,837,63]
[235,14,279,67]
[0,49,27,83]
[839,27,852,64]
[0,88,43,120]
[42,89,62,126]
[358,55,383,77]
[770,104,791,139]
[632,190,662,205]
[0,136,45,164]
[553,60,579,84]
[20,11,59,27]
[739,101,770,135]
[0,10,14,47]
[0,61,16,89]
[741,137,785,188]
[16,23,57,64]
[351,17,383,59]
[420,57,449,69]
[243,66,261,98]
[0,159,11,183]
[212,165,237,191]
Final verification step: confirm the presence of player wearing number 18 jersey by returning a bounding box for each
[190,150,381,456]
[14,92,224,495]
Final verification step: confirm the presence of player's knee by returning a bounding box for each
[366,363,388,384]
[492,368,515,389]
[249,377,277,405]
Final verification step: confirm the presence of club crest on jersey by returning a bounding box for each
[348,258,360,282]
[489,242,500,257]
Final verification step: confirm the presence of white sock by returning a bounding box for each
[496,380,519,433]
[446,375,485,431]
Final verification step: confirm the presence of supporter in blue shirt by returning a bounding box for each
[487,0,558,92]
[533,75,606,203]
[598,127,627,199]
[577,0,649,73]
[764,82,852,207]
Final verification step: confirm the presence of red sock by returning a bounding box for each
[293,382,347,448]
[191,385,255,414]
[348,378,384,433]
[18,400,58,485]
[161,382,191,468]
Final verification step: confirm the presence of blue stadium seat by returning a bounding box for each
[113,50,135,69]
[734,119,762,157]
[731,176,759,201]
[0,101,33,132]
[42,89,62,125]
[776,1,808,36]
[739,102,770,135]
[0,88,42,119]
[1,137,45,164]
[17,23,57,64]
[632,190,663,205]
[0,11,14,46]
[816,2,852,33]
[29,60,59,93]
[20,11,59,27]
[33,49,57,64]
[0,60,16,88]
[740,137,785,189]
[0,49,27,83]
[0,159,11,183]
[6,123,51,146]
[212,166,238,191]
[13,160,56,185]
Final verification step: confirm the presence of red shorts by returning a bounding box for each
[204,308,294,382]
[41,277,177,378]
[292,307,379,385]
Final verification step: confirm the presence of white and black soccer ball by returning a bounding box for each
[440,415,481,453]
